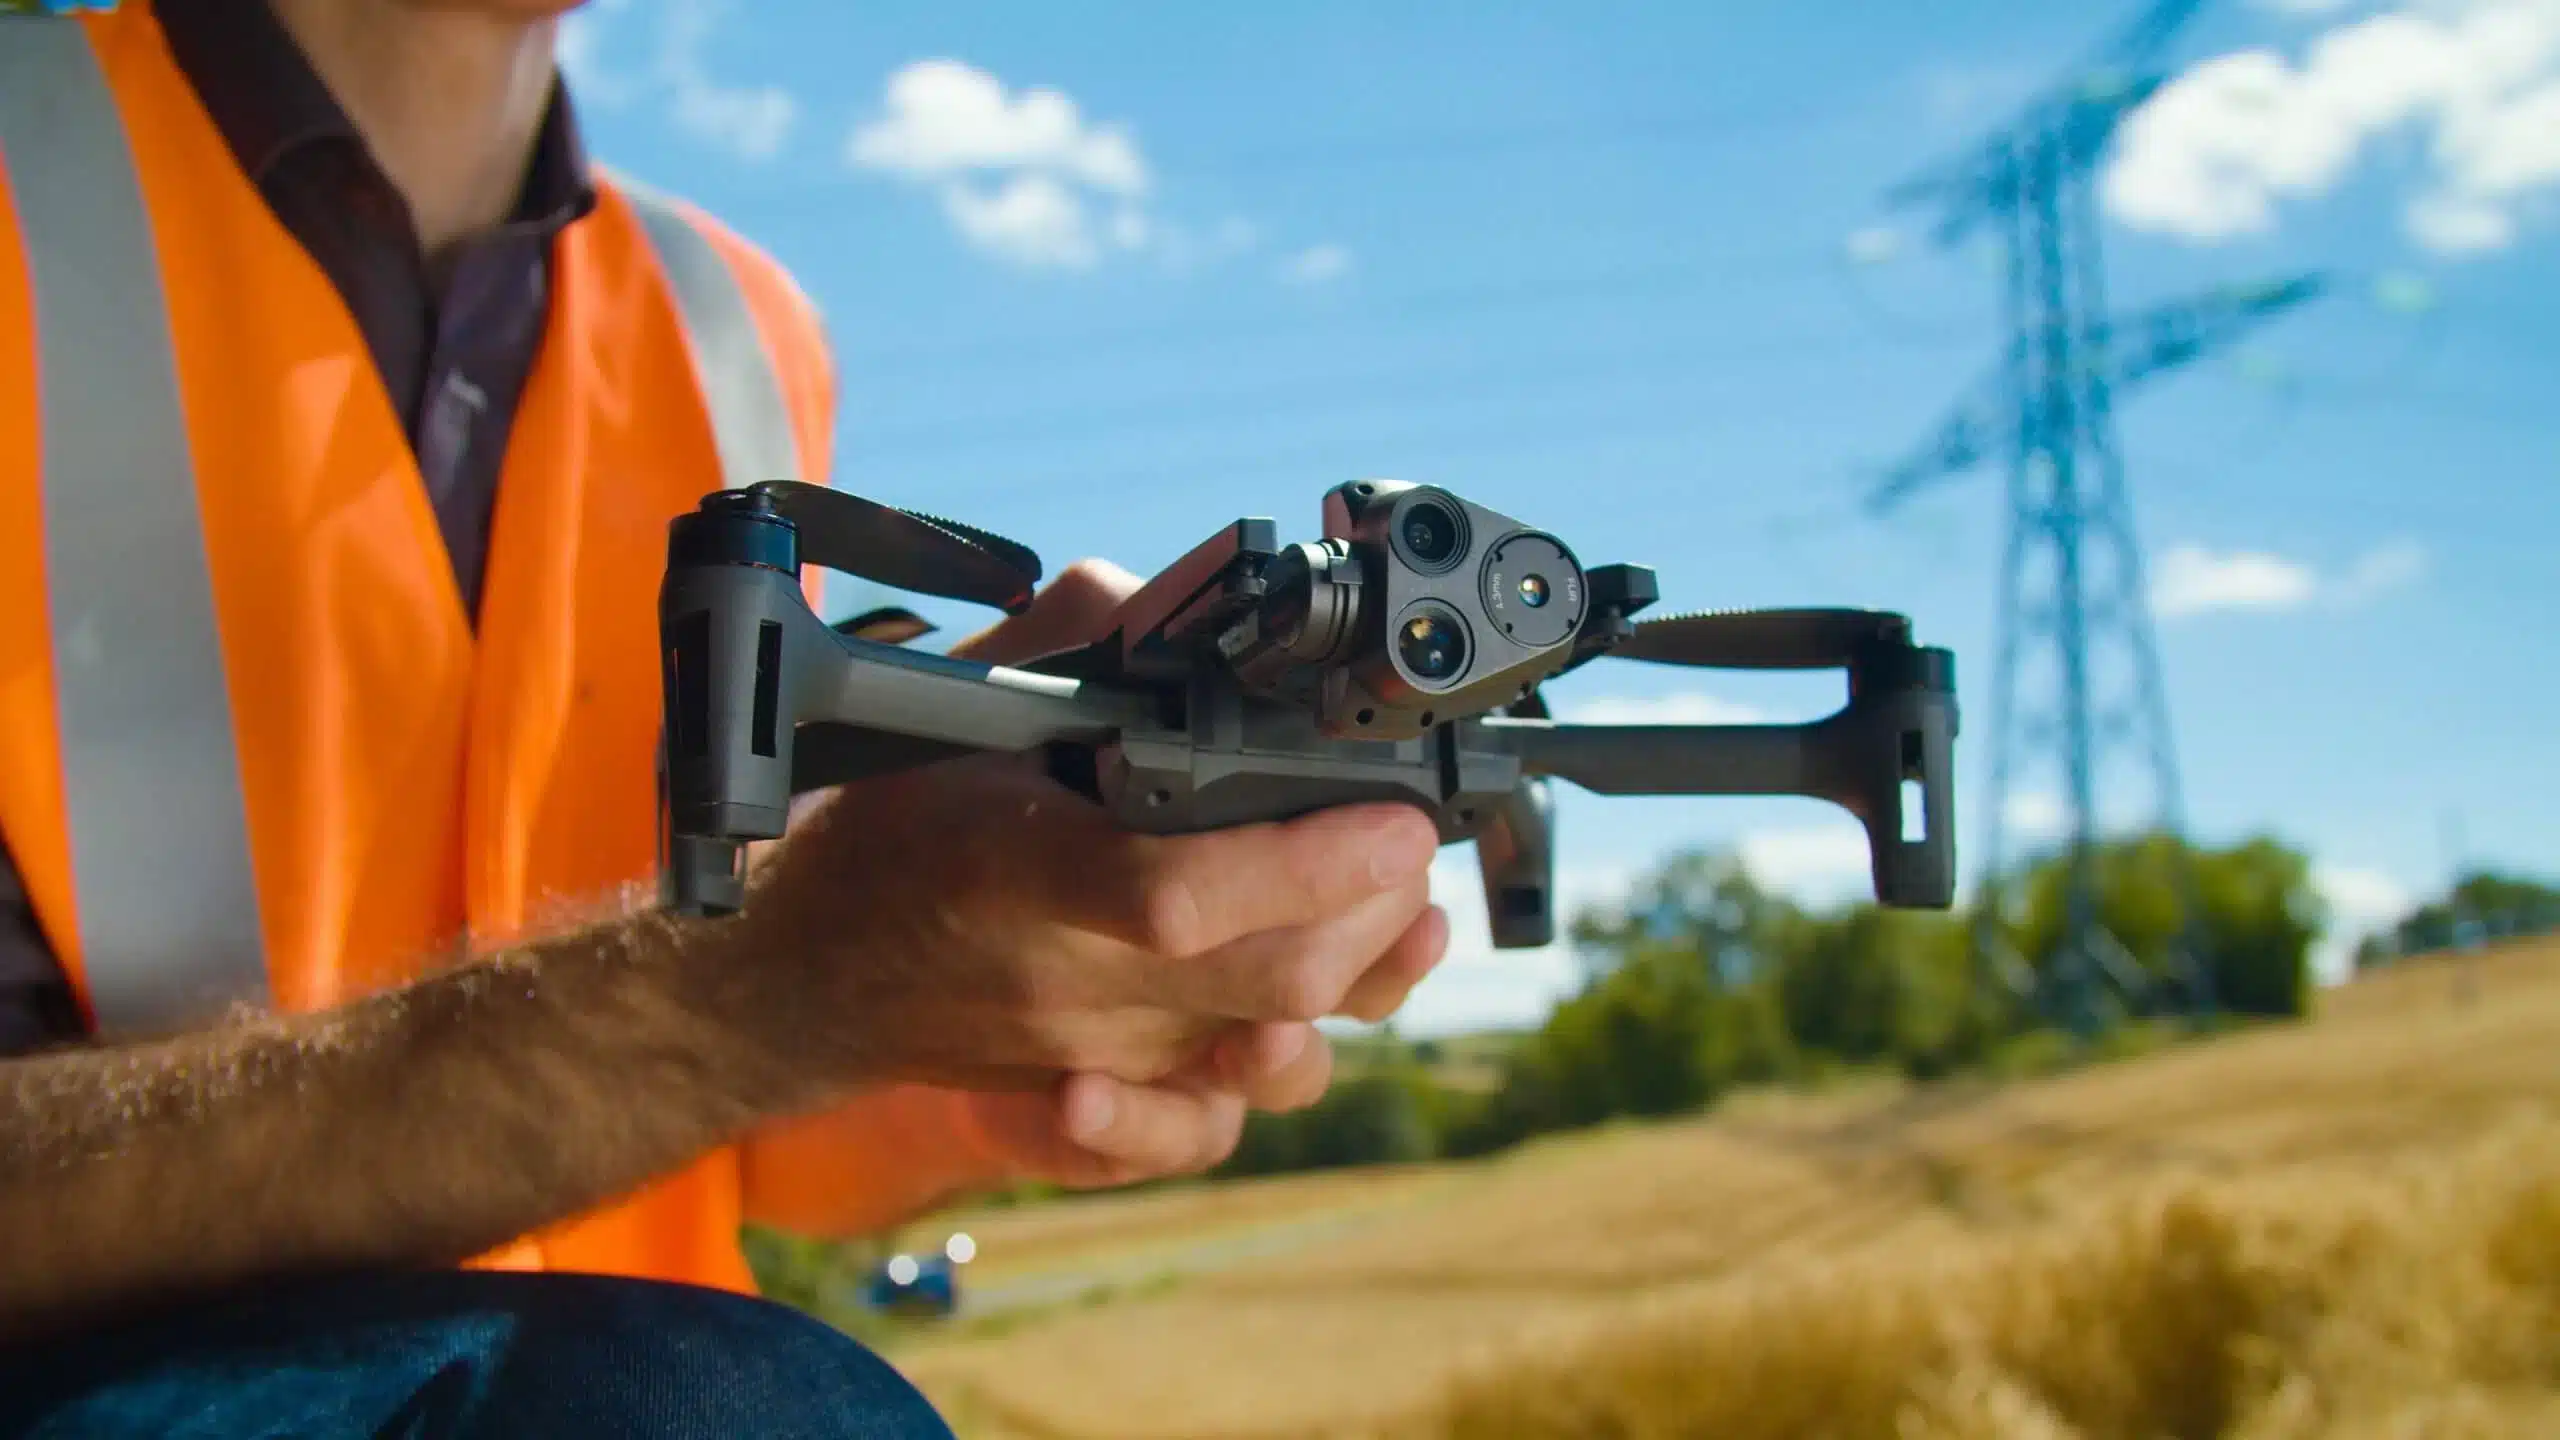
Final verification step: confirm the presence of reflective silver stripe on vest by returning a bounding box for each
[617,175,906,628]
[0,19,272,1034]
[619,180,801,491]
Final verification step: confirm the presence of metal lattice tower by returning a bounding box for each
[1868,0,2323,1035]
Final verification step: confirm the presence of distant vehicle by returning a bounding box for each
[861,1232,976,1318]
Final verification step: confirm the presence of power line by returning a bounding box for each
[1139,95,1891,180]
[844,384,1844,513]
[845,321,1908,459]
[839,242,1859,372]
[2266,375,2560,439]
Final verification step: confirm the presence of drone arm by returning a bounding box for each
[1488,719,1828,798]
[1483,702,1956,908]
[801,635,1141,759]
[661,558,1140,847]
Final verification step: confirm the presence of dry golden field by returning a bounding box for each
[892,938,2560,1439]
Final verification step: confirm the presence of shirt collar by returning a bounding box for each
[155,0,597,236]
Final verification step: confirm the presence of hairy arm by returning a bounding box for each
[0,907,807,1341]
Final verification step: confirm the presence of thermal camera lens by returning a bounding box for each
[1397,498,1464,569]
[1478,531,1584,650]
[1397,609,1469,683]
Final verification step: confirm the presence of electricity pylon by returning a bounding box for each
[1868,0,2323,1035]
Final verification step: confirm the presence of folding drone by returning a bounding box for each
[658,480,1958,943]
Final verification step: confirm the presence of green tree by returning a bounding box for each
[1775,904,1970,1070]
[2002,832,2321,1019]
[1442,1045,1566,1158]
[1572,851,1802,989]
[1219,1060,1442,1178]
[1300,1070,1437,1169]
[1538,943,1724,1123]
[2364,870,2560,962]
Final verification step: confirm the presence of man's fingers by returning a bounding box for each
[1212,1022,1314,1086]
[1131,880,1432,1022]
[1232,1023,1336,1113]
[947,558,1142,666]
[1334,903,1452,1024]
[1102,805,1439,959]
[1057,1072,1246,1183]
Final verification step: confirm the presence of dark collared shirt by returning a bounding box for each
[0,0,598,1053]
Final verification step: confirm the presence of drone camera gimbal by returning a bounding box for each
[658,479,1960,942]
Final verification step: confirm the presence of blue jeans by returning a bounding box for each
[0,1270,955,1438]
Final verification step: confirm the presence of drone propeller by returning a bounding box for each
[1613,607,1912,670]
[753,480,1042,616]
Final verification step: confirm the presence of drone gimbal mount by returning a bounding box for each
[658,479,1959,942]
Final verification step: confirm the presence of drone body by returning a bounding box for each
[657,479,1960,945]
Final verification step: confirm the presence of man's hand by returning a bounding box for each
[728,761,1442,1172]
[737,559,1451,1190]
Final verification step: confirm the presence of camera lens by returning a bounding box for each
[1402,504,1459,564]
[1396,607,1470,684]
[1479,531,1584,650]
[1392,493,1469,573]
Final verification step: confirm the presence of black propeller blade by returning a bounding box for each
[753,480,1042,615]
[1614,607,1912,670]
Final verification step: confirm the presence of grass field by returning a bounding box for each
[886,938,2560,1439]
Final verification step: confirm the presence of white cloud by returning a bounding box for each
[1149,215,1263,272]
[556,0,797,162]
[2149,539,2425,620]
[848,59,1148,195]
[2327,539,2431,603]
[2152,544,2321,618]
[2314,862,2414,981]
[2004,790,2070,838]
[845,62,1329,278]
[1739,823,1875,904]
[1845,224,1904,264]
[2407,190,2520,248]
[1280,243,1354,285]
[2104,0,2560,255]
[942,173,1103,268]
[848,59,1157,270]
[1559,692,1772,727]
[668,77,797,164]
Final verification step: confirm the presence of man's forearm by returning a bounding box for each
[0,908,806,1338]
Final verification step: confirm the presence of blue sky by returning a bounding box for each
[562,0,2559,1033]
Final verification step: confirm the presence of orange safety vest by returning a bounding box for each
[0,3,920,1292]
